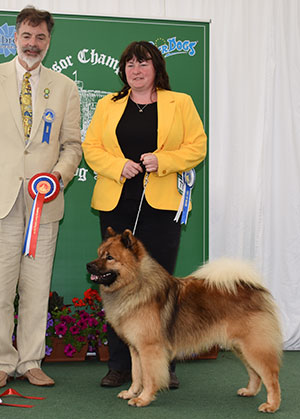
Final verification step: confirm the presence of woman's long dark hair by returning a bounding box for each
[112,41,171,101]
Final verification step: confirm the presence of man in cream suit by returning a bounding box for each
[0,7,81,387]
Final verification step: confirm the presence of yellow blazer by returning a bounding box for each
[82,89,207,211]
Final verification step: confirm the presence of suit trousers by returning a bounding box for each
[99,197,181,372]
[0,186,58,376]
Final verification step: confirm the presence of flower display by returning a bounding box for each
[13,288,108,359]
[45,288,108,358]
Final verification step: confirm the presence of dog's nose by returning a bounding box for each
[86,262,98,274]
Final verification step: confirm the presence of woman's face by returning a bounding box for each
[125,56,156,93]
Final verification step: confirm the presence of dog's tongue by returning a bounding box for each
[90,274,98,281]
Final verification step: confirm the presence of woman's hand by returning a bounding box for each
[140,153,158,173]
[121,160,143,179]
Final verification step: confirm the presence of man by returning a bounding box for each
[0,7,82,387]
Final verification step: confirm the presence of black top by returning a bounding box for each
[116,97,157,199]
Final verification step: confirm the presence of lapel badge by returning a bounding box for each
[44,88,50,99]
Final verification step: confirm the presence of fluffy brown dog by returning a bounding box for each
[87,228,282,412]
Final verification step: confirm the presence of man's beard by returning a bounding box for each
[17,44,48,69]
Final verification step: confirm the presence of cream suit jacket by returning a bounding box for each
[0,57,82,222]
[83,89,207,211]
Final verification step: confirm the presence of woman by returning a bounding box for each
[82,41,207,389]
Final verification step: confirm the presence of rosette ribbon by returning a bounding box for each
[42,109,55,143]
[23,173,60,258]
[0,388,45,408]
[174,169,196,224]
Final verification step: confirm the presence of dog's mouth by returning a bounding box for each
[90,271,118,286]
[87,262,118,286]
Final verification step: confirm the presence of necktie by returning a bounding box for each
[20,72,33,142]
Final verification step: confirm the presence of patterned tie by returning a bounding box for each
[20,72,33,142]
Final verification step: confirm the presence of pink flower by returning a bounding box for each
[77,319,88,330]
[70,325,80,335]
[79,311,90,321]
[55,322,68,336]
[102,324,107,333]
[64,343,76,357]
[88,317,98,327]
[60,315,75,324]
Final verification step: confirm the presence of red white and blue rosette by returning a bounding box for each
[23,173,60,258]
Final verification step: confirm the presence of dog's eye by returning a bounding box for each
[106,254,114,261]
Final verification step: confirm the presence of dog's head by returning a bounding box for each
[86,227,146,291]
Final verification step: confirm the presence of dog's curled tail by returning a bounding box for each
[192,258,265,294]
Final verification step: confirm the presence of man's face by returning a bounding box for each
[14,20,51,70]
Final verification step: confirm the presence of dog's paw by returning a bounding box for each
[118,390,136,400]
[237,387,255,397]
[258,402,279,413]
[128,397,151,407]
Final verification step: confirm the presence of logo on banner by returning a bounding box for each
[0,23,16,57]
[152,37,198,57]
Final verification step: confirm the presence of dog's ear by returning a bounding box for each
[121,229,135,249]
[121,229,146,259]
[105,226,116,239]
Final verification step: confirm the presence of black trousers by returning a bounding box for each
[99,197,181,372]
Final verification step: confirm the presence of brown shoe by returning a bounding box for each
[100,370,131,387]
[19,368,55,386]
[0,371,8,388]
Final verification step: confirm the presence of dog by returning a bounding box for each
[86,228,282,412]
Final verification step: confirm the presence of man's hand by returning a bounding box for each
[52,171,61,181]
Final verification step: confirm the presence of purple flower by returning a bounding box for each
[88,334,96,341]
[64,343,76,357]
[97,309,105,318]
[45,345,53,356]
[102,324,107,333]
[55,322,68,336]
[47,319,54,328]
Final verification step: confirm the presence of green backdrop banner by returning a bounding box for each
[0,12,209,302]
